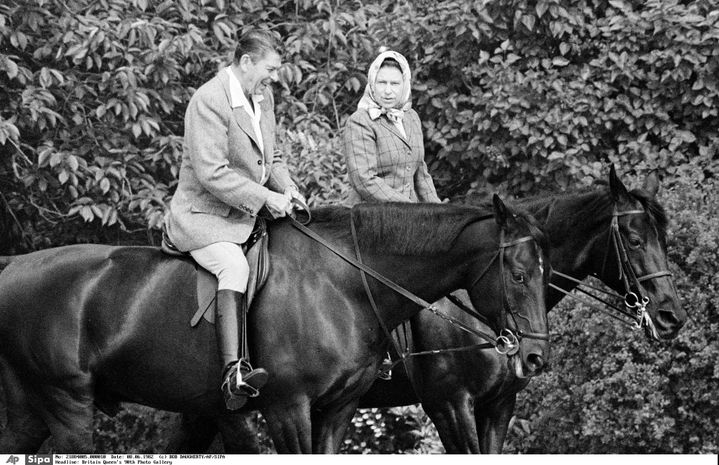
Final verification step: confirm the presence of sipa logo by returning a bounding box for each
[5,457,19,465]
[26,456,53,465]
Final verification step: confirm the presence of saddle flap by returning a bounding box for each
[191,226,271,327]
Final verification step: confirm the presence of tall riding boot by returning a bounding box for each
[215,289,268,411]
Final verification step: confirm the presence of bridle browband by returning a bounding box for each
[550,206,673,332]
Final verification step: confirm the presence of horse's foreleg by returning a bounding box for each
[424,393,480,453]
[166,414,220,453]
[262,397,312,453]
[476,394,516,454]
[311,400,359,453]
[0,358,51,452]
[217,412,261,453]
[38,383,95,453]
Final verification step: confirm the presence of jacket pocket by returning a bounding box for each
[190,201,232,217]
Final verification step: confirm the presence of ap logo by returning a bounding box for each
[5,456,19,465]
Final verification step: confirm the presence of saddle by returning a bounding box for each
[161,218,270,327]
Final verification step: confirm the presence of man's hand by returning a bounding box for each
[265,191,293,218]
[284,186,307,207]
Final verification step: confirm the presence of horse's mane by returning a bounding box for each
[465,181,668,237]
[311,203,494,256]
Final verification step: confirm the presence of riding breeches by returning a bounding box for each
[190,242,249,293]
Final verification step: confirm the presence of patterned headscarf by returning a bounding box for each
[357,50,412,123]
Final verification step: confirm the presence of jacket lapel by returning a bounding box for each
[259,103,273,159]
[218,70,264,154]
[232,106,262,153]
[379,117,412,149]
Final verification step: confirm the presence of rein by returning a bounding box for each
[287,202,536,349]
[549,206,673,331]
[286,201,545,387]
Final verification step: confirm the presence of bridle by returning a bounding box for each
[286,201,546,357]
[449,229,550,356]
[550,206,673,333]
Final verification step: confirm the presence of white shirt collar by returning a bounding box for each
[226,66,264,110]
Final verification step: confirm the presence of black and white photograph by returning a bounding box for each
[0,0,717,456]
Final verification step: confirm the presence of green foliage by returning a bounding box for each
[341,406,444,454]
[0,0,379,248]
[379,0,719,197]
[93,407,176,453]
[503,175,719,453]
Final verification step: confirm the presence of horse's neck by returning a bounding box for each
[362,253,468,330]
[523,192,612,306]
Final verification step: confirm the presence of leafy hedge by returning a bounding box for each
[0,0,376,251]
[381,0,719,196]
[504,175,719,453]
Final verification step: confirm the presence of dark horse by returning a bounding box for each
[171,167,686,453]
[0,198,550,453]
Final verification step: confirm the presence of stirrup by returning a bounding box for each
[237,359,269,397]
[221,362,248,411]
[377,355,393,381]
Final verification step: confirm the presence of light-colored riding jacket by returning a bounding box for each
[165,70,296,251]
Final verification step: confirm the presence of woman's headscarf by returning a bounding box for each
[357,50,412,123]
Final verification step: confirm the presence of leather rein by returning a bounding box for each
[548,206,673,332]
[286,201,544,357]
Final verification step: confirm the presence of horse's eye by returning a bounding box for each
[512,271,525,284]
[628,234,642,248]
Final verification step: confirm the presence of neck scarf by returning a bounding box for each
[357,50,412,123]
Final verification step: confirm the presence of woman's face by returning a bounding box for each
[374,65,404,109]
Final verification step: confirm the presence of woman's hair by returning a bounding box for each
[234,29,281,64]
[379,57,403,72]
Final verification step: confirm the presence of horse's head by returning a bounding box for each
[465,195,551,379]
[597,165,686,340]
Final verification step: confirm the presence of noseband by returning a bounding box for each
[551,206,673,331]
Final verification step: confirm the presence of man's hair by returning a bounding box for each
[233,29,281,64]
[380,57,402,72]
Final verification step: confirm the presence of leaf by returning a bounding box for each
[1,55,19,79]
[66,155,79,172]
[552,57,570,67]
[536,1,549,18]
[521,15,536,32]
[79,206,94,222]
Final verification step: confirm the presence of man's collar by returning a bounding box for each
[226,66,265,109]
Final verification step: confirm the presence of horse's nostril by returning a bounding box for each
[526,353,545,372]
[658,309,681,328]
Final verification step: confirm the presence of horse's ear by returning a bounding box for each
[608,164,629,201]
[492,194,508,227]
[643,170,660,198]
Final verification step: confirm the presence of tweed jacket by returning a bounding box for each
[165,70,297,251]
[343,108,440,205]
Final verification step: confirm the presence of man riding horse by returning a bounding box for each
[163,29,306,410]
